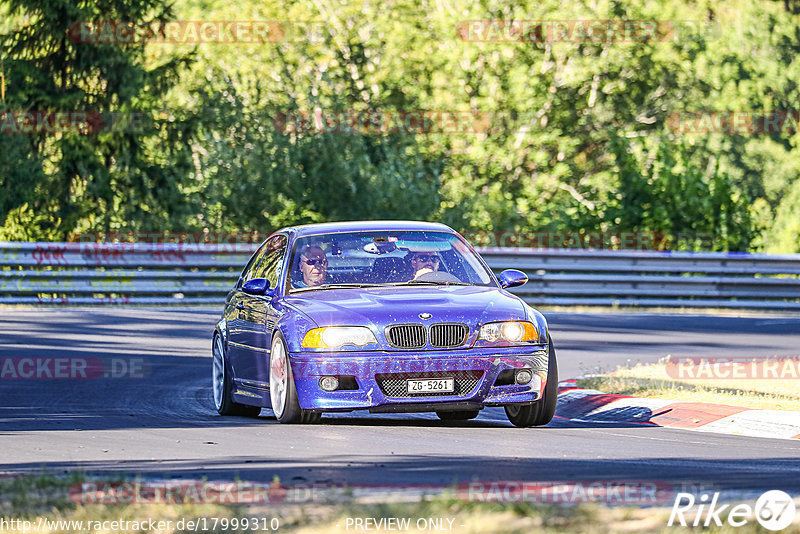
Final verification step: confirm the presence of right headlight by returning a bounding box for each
[301,326,378,349]
[477,321,539,345]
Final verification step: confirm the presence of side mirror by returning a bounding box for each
[498,269,528,289]
[242,278,276,297]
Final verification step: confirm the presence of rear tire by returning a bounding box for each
[269,332,321,424]
[212,334,261,417]
[436,410,480,421]
[505,335,558,427]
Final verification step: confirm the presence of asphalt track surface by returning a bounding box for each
[1,309,800,493]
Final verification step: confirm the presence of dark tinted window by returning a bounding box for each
[254,235,288,288]
[240,244,269,286]
[289,230,494,291]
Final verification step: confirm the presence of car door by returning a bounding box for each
[227,241,270,384]
[231,235,287,386]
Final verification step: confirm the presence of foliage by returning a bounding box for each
[189,74,443,231]
[1,0,799,251]
[0,0,195,238]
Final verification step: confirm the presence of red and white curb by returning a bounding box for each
[557,379,800,440]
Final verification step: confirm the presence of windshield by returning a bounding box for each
[288,230,495,292]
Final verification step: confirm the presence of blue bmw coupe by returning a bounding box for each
[212,221,557,427]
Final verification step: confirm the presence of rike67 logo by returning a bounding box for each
[669,490,796,530]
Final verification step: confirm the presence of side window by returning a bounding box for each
[240,243,270,286]
[254,235,287,289]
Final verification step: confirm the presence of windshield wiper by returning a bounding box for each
[292,283,379,293]
[390,280,474,286]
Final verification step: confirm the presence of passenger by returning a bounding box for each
[297,245,328,287]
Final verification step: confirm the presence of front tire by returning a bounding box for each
[212,334,261,417]
[505,335,558,427]
[269,332,321,424]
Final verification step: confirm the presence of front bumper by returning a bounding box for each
[289,345,549,412]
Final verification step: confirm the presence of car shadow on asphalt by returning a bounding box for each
[255,410,653,429]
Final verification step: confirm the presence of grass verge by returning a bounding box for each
[2,474,800,533]
[576,357,800,410]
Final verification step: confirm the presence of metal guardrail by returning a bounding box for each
[1,242,800,309]
[0,242,249,305]
[479,249,800,309]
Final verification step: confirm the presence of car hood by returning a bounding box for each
[284,285,527,331]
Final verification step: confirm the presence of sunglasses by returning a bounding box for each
[413,254,440,262]
[302,258,328,267]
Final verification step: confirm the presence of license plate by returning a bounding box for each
[407,378,454,394]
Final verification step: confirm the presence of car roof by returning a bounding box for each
[280,220,455,238]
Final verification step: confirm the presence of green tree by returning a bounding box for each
[191,73,443,231]
[2,0,800,252]
[607,134,752,250]
[0,0,195,239]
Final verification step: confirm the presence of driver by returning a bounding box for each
[296,245,328,287]
[408,251,440,280]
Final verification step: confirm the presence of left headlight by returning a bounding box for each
[301,327,378,349]
[477,321,539,345]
